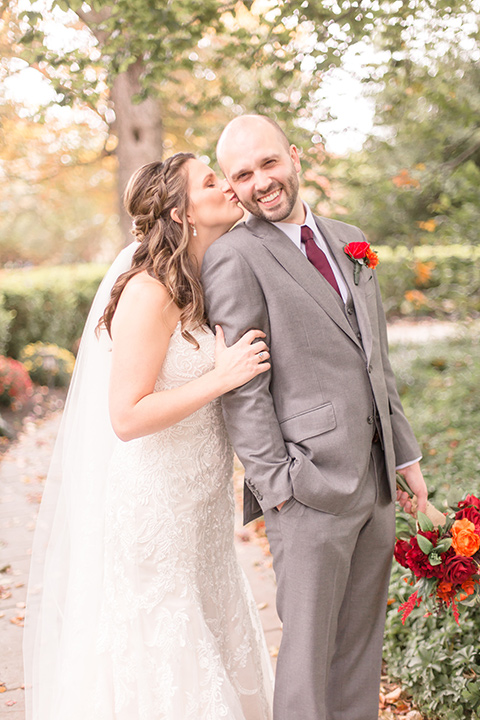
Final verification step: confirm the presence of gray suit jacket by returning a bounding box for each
[201,213,421,524]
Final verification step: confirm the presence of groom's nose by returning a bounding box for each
[253,169,272,192]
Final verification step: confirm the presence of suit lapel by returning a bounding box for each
[315,216,373,361]
[246,216,362,349]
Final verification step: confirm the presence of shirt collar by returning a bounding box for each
[271,202,317,250]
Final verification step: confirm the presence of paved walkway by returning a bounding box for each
[0,413,281,718]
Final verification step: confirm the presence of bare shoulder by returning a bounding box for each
[112,271,180,335]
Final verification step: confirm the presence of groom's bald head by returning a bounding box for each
[216,115,291,171]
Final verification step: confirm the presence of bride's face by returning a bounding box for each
[186,159,244,243]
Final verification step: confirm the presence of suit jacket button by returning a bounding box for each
[347,307,353,315]
[367,415,374,424]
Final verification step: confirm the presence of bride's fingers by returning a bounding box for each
[253,341,268,354]
[243,329,266,344]
[256,359,271,373]
[256,350,270,363]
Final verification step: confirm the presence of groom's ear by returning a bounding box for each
[170,208,182,225]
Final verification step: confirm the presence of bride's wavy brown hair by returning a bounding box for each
[98,153,206,347]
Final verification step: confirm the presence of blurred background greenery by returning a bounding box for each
[1,1,480,717]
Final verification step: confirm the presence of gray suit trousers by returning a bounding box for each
[264,441,395,720]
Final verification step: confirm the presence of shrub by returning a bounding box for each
[0,305,14,356]
[0,264,107,358]
[376,244,480,321]
[386,334,480,719]
[19,342,75,388]
[0,356,33,408]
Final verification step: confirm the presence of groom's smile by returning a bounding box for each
[257,187,282,206]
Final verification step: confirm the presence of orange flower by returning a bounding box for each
[392,169,420,188]
[437,581,455,602]
[404,289,428,308]
[459,578,476,601]
[365,247,379,269]
[451,518,480,557]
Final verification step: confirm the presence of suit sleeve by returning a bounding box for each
[201,241,294,511]
[373,271,422,466]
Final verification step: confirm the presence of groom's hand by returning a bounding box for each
[276,500,287,511]
[396,461,428,515]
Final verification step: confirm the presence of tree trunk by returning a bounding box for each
[111,60,163,244]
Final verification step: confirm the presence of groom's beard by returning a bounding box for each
[241,167,300,223]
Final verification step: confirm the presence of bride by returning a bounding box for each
[24,153,274,720]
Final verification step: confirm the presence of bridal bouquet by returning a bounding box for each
[394,481,480,624]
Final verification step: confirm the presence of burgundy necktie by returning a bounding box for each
[301,225,341,296]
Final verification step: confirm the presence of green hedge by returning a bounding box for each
[376,244,480,320]
[0,264,107,358]
[386,334,480,719]
[0,244,479,359]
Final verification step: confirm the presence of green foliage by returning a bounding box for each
[331,50,480,250]
[12,0,480,182]
[386,335,480,719]
[375,245,480,320]
[0,264,107,357]
[19,342,75,387]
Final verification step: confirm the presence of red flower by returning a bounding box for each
[398,590,422,624]
[406,531,444,579]
[455,506,480,535]
[344,241,379,285]
[344,241,370,260]
[442,555,477,584]
[457,494,480,511]
[394,539,411,568]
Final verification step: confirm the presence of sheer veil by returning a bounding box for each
[23,241,139,719]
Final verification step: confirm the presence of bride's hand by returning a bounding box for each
[214,325,271,393]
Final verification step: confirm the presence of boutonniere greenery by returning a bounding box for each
[343,241,379,285]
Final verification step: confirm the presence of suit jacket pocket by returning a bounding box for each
[279,402,336,444]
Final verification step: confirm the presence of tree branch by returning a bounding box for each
[75,6,112,45]
[443,136,480,172]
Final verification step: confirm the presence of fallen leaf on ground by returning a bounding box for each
[5,699,16,706]
[269,645,279,658]
[0,587,11,600]
[10,615,24,627]
[257,602,268,610]
[385,687,402,704]
[15,602,26,609]
[0,685,6,693]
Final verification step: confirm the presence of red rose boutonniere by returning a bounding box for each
[343,241,379,285]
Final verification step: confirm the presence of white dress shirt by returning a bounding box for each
[272,204,421,471]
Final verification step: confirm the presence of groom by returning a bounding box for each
[201,115,427,720]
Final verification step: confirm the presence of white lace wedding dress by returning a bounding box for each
[83,321,273,719]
